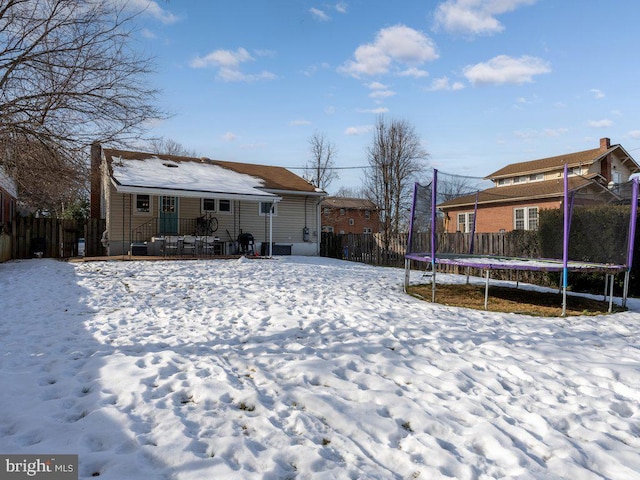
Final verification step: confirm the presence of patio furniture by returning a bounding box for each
[163,235,181,255]
[199,236,224,256]
[182,235,197,256]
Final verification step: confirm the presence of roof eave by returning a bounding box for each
[111,179,282,202]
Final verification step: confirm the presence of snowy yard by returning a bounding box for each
[1,256,640,480]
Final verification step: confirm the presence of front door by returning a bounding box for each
[159,196,179,234]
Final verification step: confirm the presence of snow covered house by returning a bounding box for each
[90,144,326,256]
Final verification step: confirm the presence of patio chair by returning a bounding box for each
[182,235,197,256]
[200,236,221,256]
[163,235,181,256]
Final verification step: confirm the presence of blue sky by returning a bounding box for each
[131,0,640,194]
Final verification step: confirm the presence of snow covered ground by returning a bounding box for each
[1,256,640,480]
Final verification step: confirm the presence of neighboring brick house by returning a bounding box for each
[0,165,17,233]
[439,138,640,233]
[321,197,380,234]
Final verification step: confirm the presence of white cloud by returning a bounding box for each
[590,88,605,99]
[335,2,348,14]
[126,0,180,24]
[397,67,429,78]
[310,7,330,21]
[369,89,396,99]
[367,81,387,90]
[190,48,252,69]
[358,107,389,114]
[339,24,438,78]
[542,128,569,137]
[289,119,312,126]
[463,55,551,85]
[345,125,373,136]
[628,130,640,139]
[190,48,276,82]
[325,106,336,115]
[514,128,568,139]
[434,0,537,36]
[141,28,157,40]
[222,132,238,142]
[426,76,465,91]
[588,119,613,128]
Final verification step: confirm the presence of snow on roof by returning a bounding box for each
[0,165,17,198]
[110,155,278,200]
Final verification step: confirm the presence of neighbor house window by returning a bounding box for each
[202,198,216,212]
[135,194,150,214]
[339,208,346,215]
[497,178,510,186]
[530,173,544,182]
[513,175,528,184]
[514,207,538,230]
[568,167,582,176]
[348,218,355,226]
[365,210,371,219]
[457,212,475,233]
[323,207,330,215]
[363,227,372,234]
[259,202,277,216]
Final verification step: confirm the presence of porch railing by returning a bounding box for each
[131,216,218,243]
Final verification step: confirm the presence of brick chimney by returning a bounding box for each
[600,137,611,150]
[90,142,102,220]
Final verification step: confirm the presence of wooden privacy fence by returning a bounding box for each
[320,231,544,282]
[9,217,106,260]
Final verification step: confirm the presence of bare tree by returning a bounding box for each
[146,137,199,157]
[363,116,428,255]
[303,132,338,191]
[0,0,165,212]
[333,185,366,198]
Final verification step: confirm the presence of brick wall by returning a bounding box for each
[444,199,561,233]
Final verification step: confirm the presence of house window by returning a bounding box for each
[457,212,475,233]
[568,166,582,176]
[497,178,510,186]
[530,173,544,182]
[322,225,334,233]
[514,207,538,230]
[612,171,623,184]
[339,208,346,215]
[513,175,528,184]
[218,199,232,214]
[135,194,150,214]
[348,218,355,226]
[364,227,372,234]
[365,210,371,219]
[259,202,277,216]
[161,196,175,213]
[323,207,330,215]
[202,198,216,212]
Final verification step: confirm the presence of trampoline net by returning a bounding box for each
[407,168,637,268]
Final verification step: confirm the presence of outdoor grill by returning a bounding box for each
[237,232,255,254]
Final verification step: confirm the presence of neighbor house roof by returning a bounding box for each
[321,197,377,210]
[439,176,613,209]
[486,143,639,180]
[486,147,610,179]
[103,148,325,201]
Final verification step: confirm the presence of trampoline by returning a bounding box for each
[404,165,639,315]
